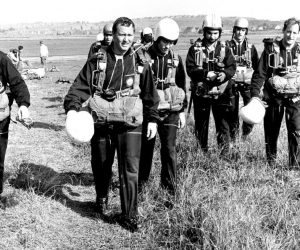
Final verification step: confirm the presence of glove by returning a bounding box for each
[147,122,157,140]
[17,105,30,120]
[217,72,226,82]
[178,112,186,129]
[206,71,217,82]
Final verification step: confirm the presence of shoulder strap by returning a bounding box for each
[132,43,151,65]
[165,49,178,85]
[244,39,252,67]
[263,37,281,68]
[91,47,107,93]
[219,41,226,63]
[194,39,205,68]
[296,43,300,70]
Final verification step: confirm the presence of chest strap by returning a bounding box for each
[91,48,142,97]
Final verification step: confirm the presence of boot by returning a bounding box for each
[95,196,108,214]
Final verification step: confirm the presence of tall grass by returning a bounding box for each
[137,118,300,249]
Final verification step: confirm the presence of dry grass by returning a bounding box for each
[0,48,300,249]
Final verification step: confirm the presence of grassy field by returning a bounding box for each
[1,32,300,249]
[0,30,281,58]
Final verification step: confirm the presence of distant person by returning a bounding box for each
[0,50,31,205]
[39,41,49,70]
[140,27,154,47]
[17,46,23,61]
[250,17,300,167]
[7,49,19,68]
[17,45,32,70]
[87,23,113,58]
[226,17,259,141]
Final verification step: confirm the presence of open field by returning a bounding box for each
[1,32,300,249]
[0,30,281,58]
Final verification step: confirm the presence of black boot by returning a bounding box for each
[95,197,108,214]
[118,214,139,233]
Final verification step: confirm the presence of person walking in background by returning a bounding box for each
[39,41,49,70]
[0,50,31,205]
[7,49,19,68]
[88,23,113,58]
[226,17,259,142]
[138,18,187,200]
[64,17,159,232]
[186,14,236,158]
[250,17,300,167]
[17,45,32,70]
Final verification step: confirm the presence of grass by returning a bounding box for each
[0,35,300,249]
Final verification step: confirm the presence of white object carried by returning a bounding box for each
[65,110,94,143]
[240,97,266,124]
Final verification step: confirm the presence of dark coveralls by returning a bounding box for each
[0,51,30,195]
[226,38,259,140]
[64,44,159,220]
[138,43,187,194]
[186,39,236,155]
[251,39,300,166]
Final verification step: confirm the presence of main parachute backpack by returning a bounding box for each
[88,48,144,128]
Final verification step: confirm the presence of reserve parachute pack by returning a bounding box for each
[264,37,300,98]
[192,39,229,98]
[227,39,254,84]
[154,49,185,111]
[87,47,144,128]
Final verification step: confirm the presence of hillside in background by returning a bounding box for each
[0,15,283,38]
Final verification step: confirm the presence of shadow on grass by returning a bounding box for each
[8,162,134,230]
[33,121,64,131]
[8,162,112,221]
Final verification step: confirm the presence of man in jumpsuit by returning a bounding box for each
[251,17,300,167]
[138,18,187,197]
[64,17,159,232]
[226,17,259,141]
[186,14,236,157]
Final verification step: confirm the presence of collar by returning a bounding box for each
[150,42,169,57]
[109,42,134,58]
[232,37,246,46]
[202,39,219,52]
[280,39,299,51]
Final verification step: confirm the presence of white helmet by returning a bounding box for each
[240,97,266,124]
[143,27,153,35]
[96,33,104,42]
[155,18,180,43]
[202,14,223,31]
[234,17,249,29]
[66,110,94,143]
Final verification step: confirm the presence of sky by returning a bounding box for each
[1,0,300,25]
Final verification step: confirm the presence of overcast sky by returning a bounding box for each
[1,0,299,25]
